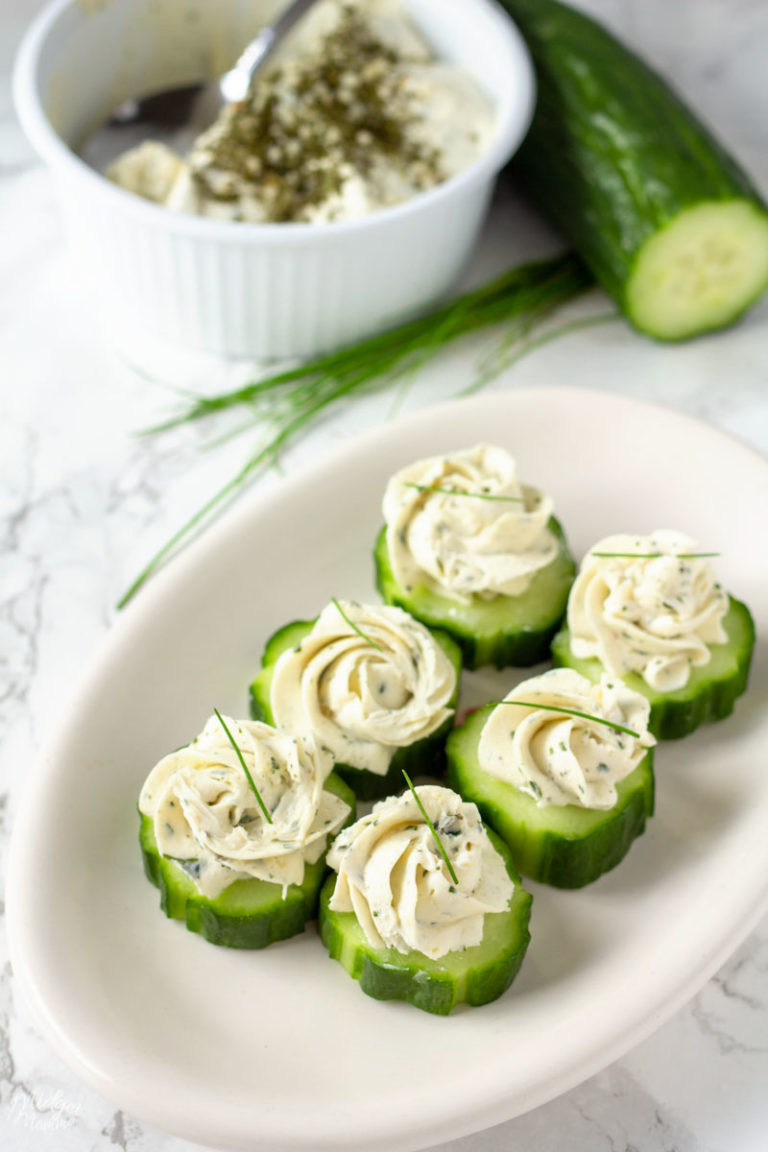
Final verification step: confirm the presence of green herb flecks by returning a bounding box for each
[191,7,440,222]
[494,700,641,739]
[402,770,459,886]
[332,598,385,653]
[405,483,524,503]
[213,708,273,825]
[119,254,595,608]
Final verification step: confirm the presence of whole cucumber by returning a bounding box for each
[500,0,768,339]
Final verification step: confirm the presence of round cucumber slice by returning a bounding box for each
[626,201,768,340]
[551,596,755,740]
[446,706,654,889]
[374,519,575,670]
[138,771,356,948]
[250,618,462,800]
[318,828,532,1015]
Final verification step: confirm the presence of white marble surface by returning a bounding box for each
[2,1,768,1150]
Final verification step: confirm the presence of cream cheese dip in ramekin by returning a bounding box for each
[14,0,535,358]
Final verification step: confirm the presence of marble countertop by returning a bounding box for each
[2,1,767,1150]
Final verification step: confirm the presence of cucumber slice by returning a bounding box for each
[374,520,575,670]
[501,0,768,339]
[250,619,463,800]
[318,828,532,1015]
[551,596,755,740]
[138,771,356,948]
[627,202,768,340]
[446,706,654,888]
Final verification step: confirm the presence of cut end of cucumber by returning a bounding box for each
[626,200,768,340]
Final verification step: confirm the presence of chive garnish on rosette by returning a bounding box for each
[213,707,273,824]
[330,597,385,653]
[479,669,655,811]
[446,667,656,888]
[137,713,353,948]
[550,530,755,738]
[405,482,525,503]
[402,769,459,886]
[490,699,641,739]
[570,534,730,688]
[590,551,720,559]
[318,779,532,1013]
[376,443,576,669]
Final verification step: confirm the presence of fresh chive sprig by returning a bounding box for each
[118,254,595,607]
[405,483,524,503]
[143,255,592,436]
[214,708,273,824]
[494,700,640,739]
[590,551,720,559]
[332,598,385,653]
[402,770,459,886]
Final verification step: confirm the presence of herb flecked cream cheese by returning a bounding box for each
[383,443,559,601]
[478,668,655,810]
[269,600,456,775]
[327,784,513,958]
[567,530,729,691]
[138,714,350,897]
[107,0,496,223]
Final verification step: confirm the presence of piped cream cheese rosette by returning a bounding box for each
[375,444,575,668]
[139,714,350,898]
[478,668,656,810]
[383,443,559,601]
[552,531,755,739]
[446,668,656,886]
[326,785,514,959]
[262,600,459,791]
[565,530,729,692]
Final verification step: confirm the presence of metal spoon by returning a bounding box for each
[81,0,319,167]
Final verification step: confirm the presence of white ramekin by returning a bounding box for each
[14,0,534,360]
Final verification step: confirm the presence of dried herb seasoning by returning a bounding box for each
[190,5,442,221]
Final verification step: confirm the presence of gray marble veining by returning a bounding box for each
[2,1,767,1150]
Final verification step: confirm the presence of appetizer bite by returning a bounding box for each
[374,443,575,668]
[447,668,656,888]
[551,531,755,738]
[138,713,354,948]
[319,782,532,1014]
[250,599,462,799]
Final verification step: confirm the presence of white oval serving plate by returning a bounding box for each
[7,387,768,1151]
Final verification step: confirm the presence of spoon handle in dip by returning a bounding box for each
[220,0,322,104]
